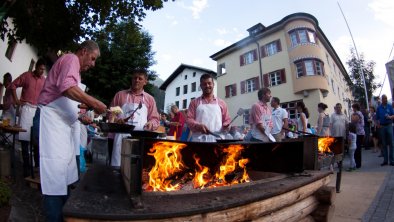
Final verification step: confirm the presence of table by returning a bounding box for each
[0,125,26,180]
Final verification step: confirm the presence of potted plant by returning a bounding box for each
[0,179,12,220]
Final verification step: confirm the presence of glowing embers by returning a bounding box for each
[318,137,336,153]
[144,141,250,192]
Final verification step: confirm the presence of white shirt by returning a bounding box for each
[271,107,288,135]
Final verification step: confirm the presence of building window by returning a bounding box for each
[5,39,17,61]
[183,85,188,94]
[28,59,36,72]
[185,75,187,80]
[241,77,260,94]
[193,72,196,77]
[294,59,325,78]
[261,40,281,57]
[289,28,317,47]
[191,82,196,92]
[281,100,301,120]
[175,101,179,108]
[263,69,286,87]
[225,84,237,98]
[182,99,187,109]
[176,87,180,96]
[240,49,257,66]
[331,79,335,95]
[243,109,250,125]
[218,63,226,76]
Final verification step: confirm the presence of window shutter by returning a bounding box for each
[240,55,244,66]
[280,69,286,84]
[225,86,229,98]
[241,81,245,94]
[261,46,267,58]
[255,77,260,90]
[277,40,282,52]
[263,74,269,88]
[253,49,258,61]
[233,84,237,96]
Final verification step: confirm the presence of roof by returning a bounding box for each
[159,64,216,90]
[209,12,351,84]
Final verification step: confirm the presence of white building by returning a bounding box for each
[159,64,216,112]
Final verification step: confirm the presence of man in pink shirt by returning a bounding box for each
[249,87,274,142]
[9,58,46,176]
[186,73,231,142]
[109,69,160,167]
[35,40,107,221]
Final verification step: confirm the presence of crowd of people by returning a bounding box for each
[1,39,393,221]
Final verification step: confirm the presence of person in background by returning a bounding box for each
[167,105,185,140]
[330,103,348,138]
[316,103,330,136]
[351,103,365,168]
[249,87,273,142]
[0,73,16,126]
[270,97,288,142]
[180,109,192,142]
[186,73,231,142]
[296,101,309,135]
[307,123,315,135]
[347,123,357,171]
[10,58,46,176]
[369,106,379,153]
[36,40,107,221]
[110,69,160,167]
[376,95,394,166]
[362,106,371,149]
[229,126,243,140]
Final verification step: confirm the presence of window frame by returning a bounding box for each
[191,82,196,92]
[294,59,325,78]
[183,85,188,94]
[176,87,180,96]
[289,28,318,47]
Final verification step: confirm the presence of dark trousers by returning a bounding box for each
[355,135,364,168]
[21,140,30,177]
[379,125,394,164]
[43,192,69,222]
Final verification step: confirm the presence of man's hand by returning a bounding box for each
[199,124,210,134]
[79,114,93,125]
[144,122,153,130]
[222,124,230,132]
[92,100,107,114]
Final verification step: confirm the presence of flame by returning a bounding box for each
[147,141,187,191]
[146,142,250,192]
[318,137,335,153]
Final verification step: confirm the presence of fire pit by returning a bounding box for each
[63,138,336,222]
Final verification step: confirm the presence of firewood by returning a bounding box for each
[311,204,335,222]
[315,186,336,205]
[298,215,315,222]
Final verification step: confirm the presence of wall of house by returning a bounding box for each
[163,68,217,113]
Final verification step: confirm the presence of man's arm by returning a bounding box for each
[9,73,25,105]
[63,86,106,114]
[220,100,231,130]
[186,99,206,133]
[145,97,160,130]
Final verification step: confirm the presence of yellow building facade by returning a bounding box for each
[210,13,353,127]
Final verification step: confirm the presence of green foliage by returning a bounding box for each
[1,0,170,54]
[82,21,157,105]
[347,48,381,107]
[0,179,11,207]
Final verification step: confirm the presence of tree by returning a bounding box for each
[347,48,381,107]
[1,0,170,55]
[82,21,157,106]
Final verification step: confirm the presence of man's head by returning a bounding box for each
[257,87,271,103]
[3,72,12,85]
[334,103,342,114]
[382,94,388,105]
[77,40,100,72]
[171,105,179,114]
[34,58,46,77]
[270,97,280,108]
[352,103,360,111]
[131,68,148,92]
[200,73,215,96]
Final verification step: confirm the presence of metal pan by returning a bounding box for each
[99,122,135,133]
[215,139,243,143]
[129,130,161,138]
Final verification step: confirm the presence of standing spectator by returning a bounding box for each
[180,109,192,142]
[167,105,185,140]
[0,73,16,126]
[347,123,357,171]
[296,101,309,134]
[10,58,46,176]
[316,103,330,136]
[270,97,288,142]
[351,103,365,168]
[249,88,273,142]
[330,103,348,138]
[362,106,371,149]
[376,95,394,166]
[369,106,379,153]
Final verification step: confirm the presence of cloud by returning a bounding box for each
[160,53,173,61]
[192,58,203,66]
[216,28,228,35]
[368,0,394,27]
[165,14,179,26]
[213,39,232,47]
[179,0,208,19]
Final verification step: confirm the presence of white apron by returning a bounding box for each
[251,111,272,142]
[39,96,79,195]
[71,83,86,156]
[111,95,148,167]
[191,99,222,142]
[19,103,37,141]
